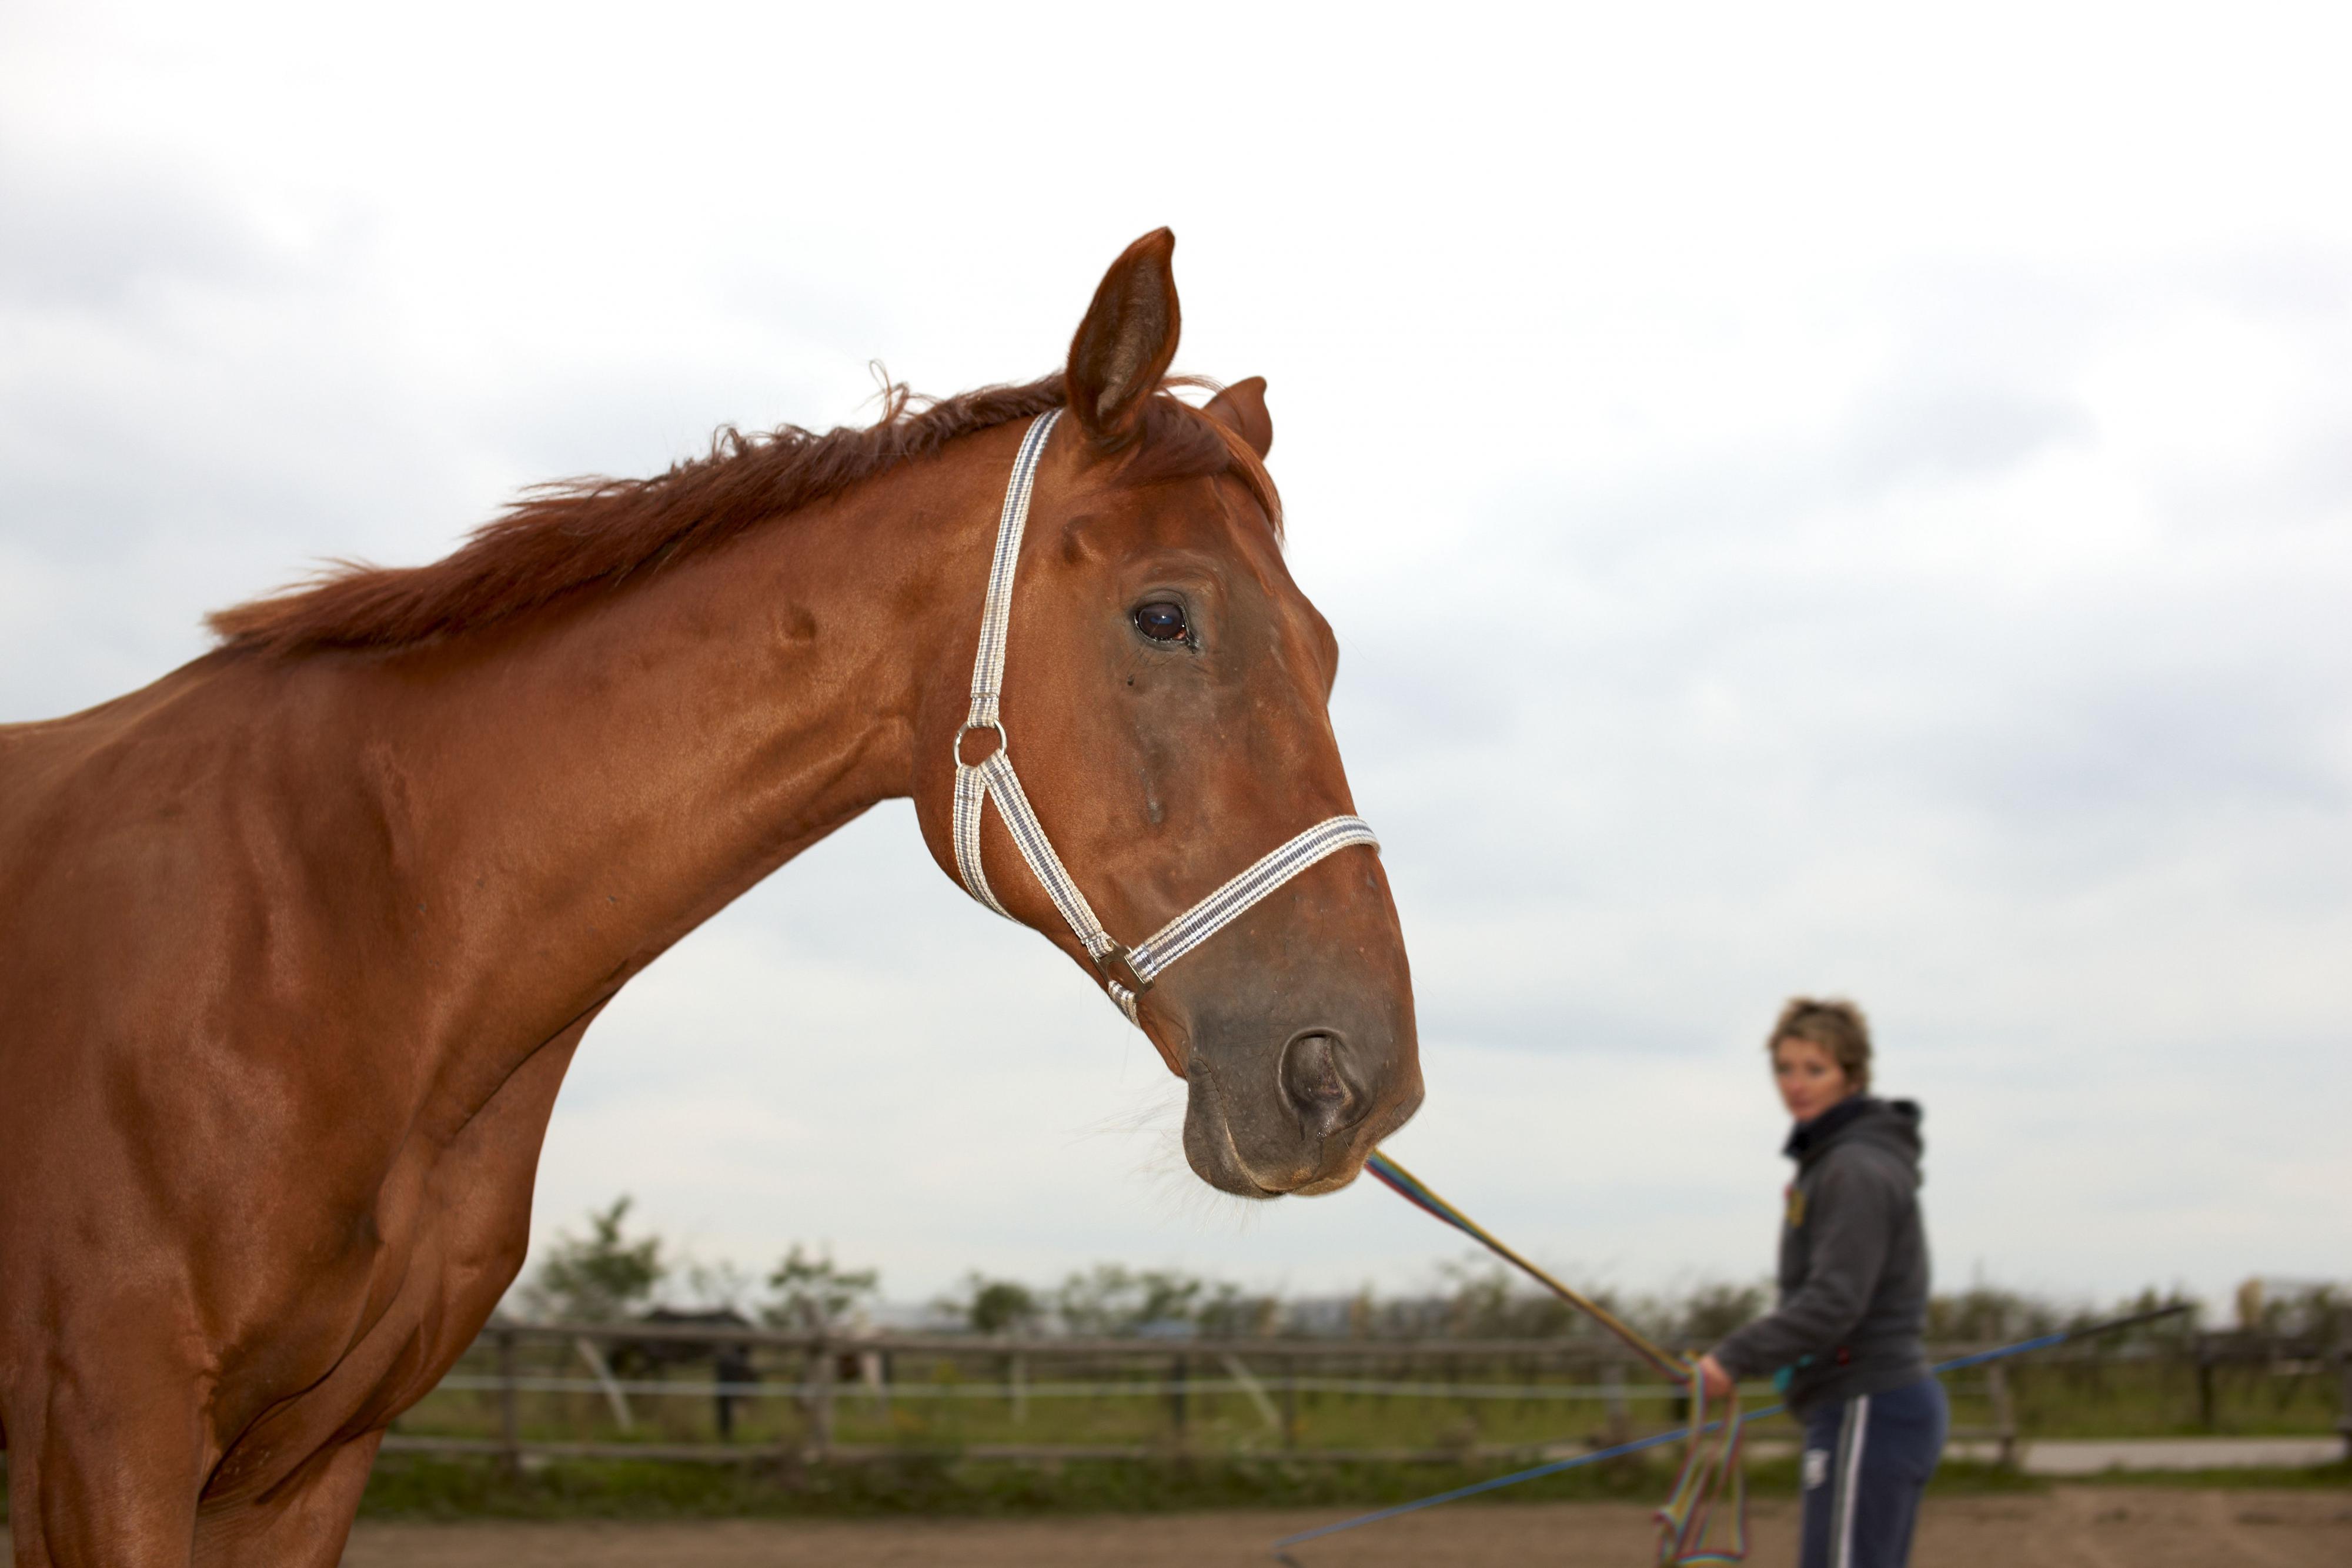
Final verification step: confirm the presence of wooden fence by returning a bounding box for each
[375,1318,2352,1471]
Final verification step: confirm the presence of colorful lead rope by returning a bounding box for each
[1361,1149,1749,1566]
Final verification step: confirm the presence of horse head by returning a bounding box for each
[916,231,1421,1197]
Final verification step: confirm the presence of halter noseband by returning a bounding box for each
[951,409,1380,1026]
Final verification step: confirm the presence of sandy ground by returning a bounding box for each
[317,1487,2352,1567]
[4,1487,2344,1564]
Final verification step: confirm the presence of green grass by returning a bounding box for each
[393,1336,2348,1452]
[387,1350,1746,1456]
[357,1450,1659,1520]
[0,1450,2321,1529]
[353,1450,2055,1522]
[1975,1358,2348,1439]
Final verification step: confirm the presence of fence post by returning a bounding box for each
[1985,1360,2019,1468]
[1169,1353,1189,1444]
[775,1346,801,1479]
[496,1329,521,1477]
[1010,1350,1027,1426]
[809,1338,837,1462]
[2335,1319,2351,1464]
[1603,1350,1631,1445]
[2195,1335,2217,1432]
[1281,1354,1298,1450]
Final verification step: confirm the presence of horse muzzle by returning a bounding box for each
[1181,1017,1423,1198]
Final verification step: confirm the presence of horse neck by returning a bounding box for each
[348,441,1000,1059]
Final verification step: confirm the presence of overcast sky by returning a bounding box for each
[4,2,2346,1318]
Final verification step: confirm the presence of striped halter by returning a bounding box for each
[951,409,1380,1026]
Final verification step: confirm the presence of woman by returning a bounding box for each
[1696,998,1946,1568]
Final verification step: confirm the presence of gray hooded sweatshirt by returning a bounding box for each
[1710,1096,1930,1412]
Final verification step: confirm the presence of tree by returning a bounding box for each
[1438,1260,1585,1339]
[1926,1286,2061,1343]
[1197,1281,1281,1338]
[528,1196,664,1322]
[1055,1264,1150,1335]
[954,1273,1044,1336]
[1676,1281,1769,1345]
[763,1245,879,1332]
[1054,1264,1230,1336]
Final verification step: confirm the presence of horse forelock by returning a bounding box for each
[204,376,1279,657]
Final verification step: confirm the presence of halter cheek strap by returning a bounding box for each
[951,409,1380,1026]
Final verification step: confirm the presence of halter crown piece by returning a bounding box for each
[951,409,1381,1026]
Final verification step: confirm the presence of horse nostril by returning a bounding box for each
[1280,1031,1359,1141]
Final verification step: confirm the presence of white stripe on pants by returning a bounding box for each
[1832,1393,1872,1568]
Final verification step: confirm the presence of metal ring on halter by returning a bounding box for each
[953,720,1005,768]
[1095,940,1151,996]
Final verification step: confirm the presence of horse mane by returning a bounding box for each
[207,373,1281,656]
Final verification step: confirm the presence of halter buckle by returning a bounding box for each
[1097,941,1151,996]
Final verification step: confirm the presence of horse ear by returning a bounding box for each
[1201,376,1273,459]
[1067,228,1181,450]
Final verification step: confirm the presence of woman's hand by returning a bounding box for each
[1696,1353,1735,1399]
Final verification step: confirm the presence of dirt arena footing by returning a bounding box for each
[314,1485,2352,1567]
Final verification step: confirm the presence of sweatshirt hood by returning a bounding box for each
[1785,1095,1923,1176]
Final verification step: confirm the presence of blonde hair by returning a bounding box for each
[1769,997,1872,1094]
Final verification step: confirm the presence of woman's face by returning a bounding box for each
[1772,1036,1853,1122]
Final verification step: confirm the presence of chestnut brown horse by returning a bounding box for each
[0,229,1419,1564]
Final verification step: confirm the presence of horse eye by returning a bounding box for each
[1134,601,1190,643]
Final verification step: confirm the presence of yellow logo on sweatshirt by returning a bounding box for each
[1785,1183,1807,1229]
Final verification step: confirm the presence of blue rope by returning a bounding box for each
[1268,1303,2188,1563]
[1269,1402,1778,1562]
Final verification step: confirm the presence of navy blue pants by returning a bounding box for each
[1796,1376,1947,1568]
